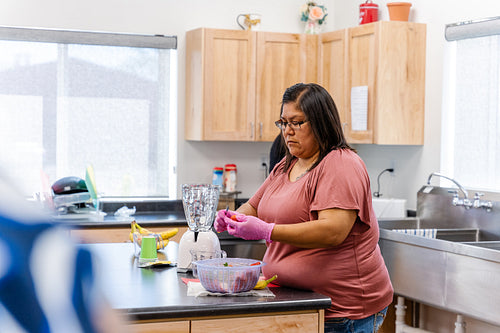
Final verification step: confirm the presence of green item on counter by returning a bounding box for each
[140,236,158,261]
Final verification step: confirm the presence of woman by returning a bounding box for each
[268,134,286,172]
[215,83,393,332]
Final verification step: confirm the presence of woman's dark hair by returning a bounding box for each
[280,82,354,172]
[269,134,286,172]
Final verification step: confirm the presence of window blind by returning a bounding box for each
[445,16,500,41]
[0,25,177,49]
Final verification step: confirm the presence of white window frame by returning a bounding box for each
[441,17,500,191]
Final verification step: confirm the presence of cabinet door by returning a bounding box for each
[129,321,189,333]
[318,30,347,133]
[374,22,426,145]
[191,313,320,333]
[345,22,426,145]
[345,23,376,143]
[70,226,188,244]
[186,29,256,141]
[204,29,256,141]
[255,32,317,142]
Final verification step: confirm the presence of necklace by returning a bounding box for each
[295,170,309,181]
[293,155,318,181]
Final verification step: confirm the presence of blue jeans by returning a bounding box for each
[324,307,388,333]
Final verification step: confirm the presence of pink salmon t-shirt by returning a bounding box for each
[249,149,393,320]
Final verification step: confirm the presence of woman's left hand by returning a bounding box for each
[225,214,275,243]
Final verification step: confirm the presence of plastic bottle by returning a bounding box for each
[212,167,224,187]
[224,164,237,192]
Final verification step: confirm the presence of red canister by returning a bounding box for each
[359,0,378,25]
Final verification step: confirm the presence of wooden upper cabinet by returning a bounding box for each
[345,21,426,144]
[255,32,318,141]
[185,28,256,141]
[186,23,425,144]
[318,29,347,130]
[345,23,376,143]
[185,28,317,141]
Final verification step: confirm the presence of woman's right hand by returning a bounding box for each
[214,209,237,233]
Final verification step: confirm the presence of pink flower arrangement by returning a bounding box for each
[300,2,328,25]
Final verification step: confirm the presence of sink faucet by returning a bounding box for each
[473,192,493,212]
[427,172,472,209]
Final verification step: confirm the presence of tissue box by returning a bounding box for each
[372,198,406,218]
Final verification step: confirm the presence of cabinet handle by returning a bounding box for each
[259,122,263,139]
[250,122,254,139]
[342,122,348,134]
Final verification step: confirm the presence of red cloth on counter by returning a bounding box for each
[181,277,279,288]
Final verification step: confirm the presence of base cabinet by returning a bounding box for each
[192,312,321,332]
[130,321,189,333]
[69,226,188,244]
[130,311,323,333]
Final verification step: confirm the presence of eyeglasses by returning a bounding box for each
[274,119,309,131]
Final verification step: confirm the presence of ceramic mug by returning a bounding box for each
[237,14,261,30]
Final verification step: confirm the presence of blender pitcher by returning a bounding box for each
[177,184,222,272]
[182,184,220,233]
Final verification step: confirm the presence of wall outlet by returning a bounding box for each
[260,154,268,170]
[390,160,396,176]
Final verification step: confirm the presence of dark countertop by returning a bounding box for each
[82,242,331,321]
[51,198,225,228]
[54,212,187,228]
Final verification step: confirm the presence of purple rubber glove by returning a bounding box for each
[225,214,275,243]
[214,209,237,233]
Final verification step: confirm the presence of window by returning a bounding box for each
[0,27,178,198]
[441,17,500,191]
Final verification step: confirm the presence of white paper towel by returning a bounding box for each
[372,198,407,218]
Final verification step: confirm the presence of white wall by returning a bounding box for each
[1,0,498,207]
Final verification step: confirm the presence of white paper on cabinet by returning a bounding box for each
[351,86,368,131]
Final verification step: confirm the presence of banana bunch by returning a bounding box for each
[129,221,178,250]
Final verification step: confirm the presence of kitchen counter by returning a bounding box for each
[53,212,187,228]
[82,242,331,332]
[51,197,247,228]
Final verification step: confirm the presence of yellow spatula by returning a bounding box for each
[254,275,278,290]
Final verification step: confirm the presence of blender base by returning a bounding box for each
[177,229,221,273]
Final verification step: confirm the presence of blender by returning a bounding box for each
[177,184,221,273]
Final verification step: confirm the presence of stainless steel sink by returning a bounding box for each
[462,241,500,250]
[378,218,481,242]
[379,222,500,325]
[377,186,500,327]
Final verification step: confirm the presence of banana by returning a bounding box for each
[135,221,178,239]
[135,222,153,235]
[132,232,168,250]
[160,228,178,240]
[129,221,138,242]
[129,221,178,250]
[253,275,277,290]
